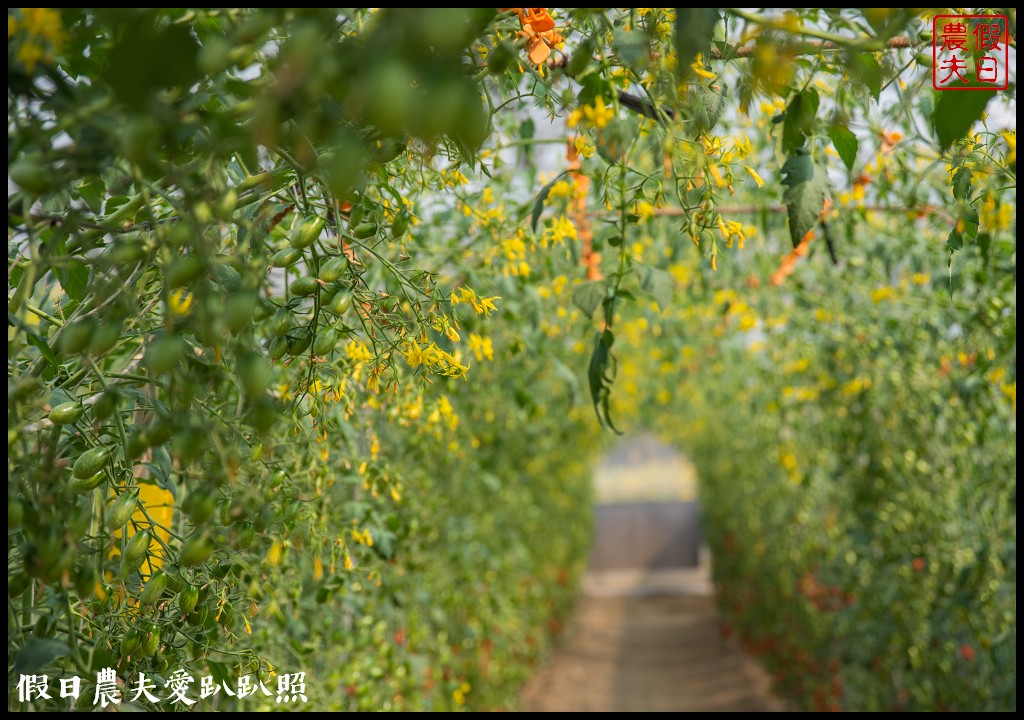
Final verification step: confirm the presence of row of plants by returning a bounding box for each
[8,7,1015,711]
[8,8,606,711]
[610,156,1015,710]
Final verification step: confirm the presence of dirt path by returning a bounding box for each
[521,568,778,712]
[525,438,779,712]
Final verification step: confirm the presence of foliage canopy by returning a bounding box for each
[8,7,1016,711]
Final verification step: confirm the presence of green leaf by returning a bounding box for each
[947,208,980,296]
[781,152,829,248]
[933,90,997,151]
[861,8,918,39]
[846,53,882,101]
[78,179,105,214]
[143,446,177,498]
[572,280,607,320]
[674,8,720,82]
[596,118,634,165]
[50,234,89,302]
[13,638,72,675]
[947,208,979,252]
[587,329,622,434]
[104,17,201,110]
[827,125,859,172]
[636,264,674,311]
[530,173,568,233]
[25,327,60,372]
[141,462,168,486]
[105,195,130,214]
[782,89,819,153]
[697,82,729,134]
[711,39,740,61]
[576,72,614,108]
[519,117,535,142]
[206,660,233,688]
[58,261,90,303]
[951,167,973,201]
[9,313,59,371]
[613,27,649,70]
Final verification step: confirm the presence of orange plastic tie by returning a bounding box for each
[501,7,562,65]
[567,140,602,281]
[769,198,832,286]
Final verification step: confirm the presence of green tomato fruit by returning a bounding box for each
[73,446,111,479]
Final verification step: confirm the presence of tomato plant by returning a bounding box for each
[8,7,1015,712]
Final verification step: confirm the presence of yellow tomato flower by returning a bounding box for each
[169,288,193,316]
[467,333,494,362]
[574,134,596,158]
[635,200,656,222]
[741,165,765,188]
[345,340,373,363]
[583,97,615,129]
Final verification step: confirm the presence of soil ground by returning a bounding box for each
[521,567,779,712]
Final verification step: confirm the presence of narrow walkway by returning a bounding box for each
[520,567,778,712]
[523,436,779,712]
